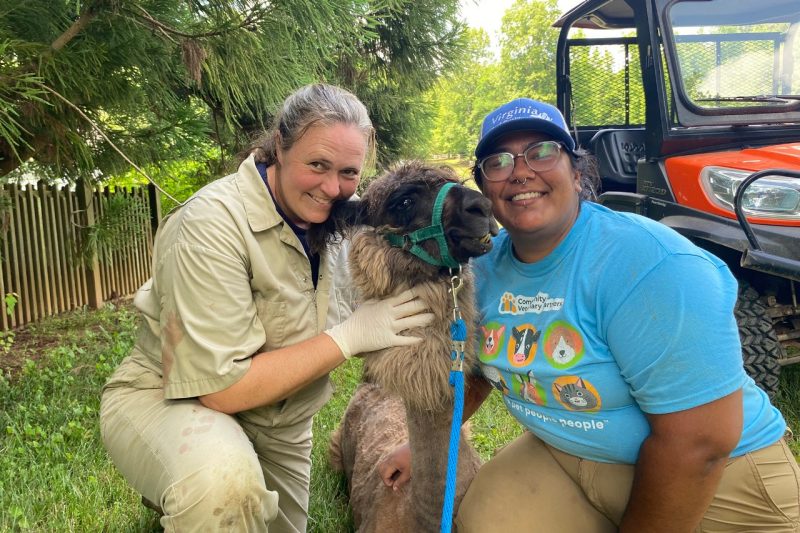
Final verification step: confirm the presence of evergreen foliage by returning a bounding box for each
[332,0,466,164]
[426,0,562,159]
[0,0,463,183]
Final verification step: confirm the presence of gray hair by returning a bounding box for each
[248,83,376,168]
[472,148,599,202]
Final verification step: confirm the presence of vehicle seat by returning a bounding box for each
[589,128,646,192]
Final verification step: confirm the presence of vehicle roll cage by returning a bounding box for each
[555,0,800,160]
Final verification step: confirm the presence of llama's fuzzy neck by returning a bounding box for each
[406,405,453,532]
[346,227,483,532]
[350,228,479,413]
[403,401,479,532]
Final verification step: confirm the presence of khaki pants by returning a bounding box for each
[456,431,800,532]
[100,386,313,533]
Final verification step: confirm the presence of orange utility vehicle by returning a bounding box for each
[555,0,800,397]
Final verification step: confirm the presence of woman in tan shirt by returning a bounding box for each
[100,84,432,532]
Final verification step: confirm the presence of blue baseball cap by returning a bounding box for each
[475,98,575,159]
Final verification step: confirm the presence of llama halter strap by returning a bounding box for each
[382,182,460,269]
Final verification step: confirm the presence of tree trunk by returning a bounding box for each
[0,147,25,177]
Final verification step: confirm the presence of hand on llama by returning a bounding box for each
[324,288,434,359]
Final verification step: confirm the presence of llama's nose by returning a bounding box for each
[464,193,492,219]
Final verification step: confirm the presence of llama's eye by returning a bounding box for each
[386,185,422,215]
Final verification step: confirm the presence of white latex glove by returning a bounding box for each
[324,288,434,359]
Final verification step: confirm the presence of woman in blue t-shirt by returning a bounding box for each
[379,98,799,532]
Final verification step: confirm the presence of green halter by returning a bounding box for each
[383,182,460,269]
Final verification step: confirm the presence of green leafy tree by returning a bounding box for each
[498,0,561,101]
[0,0,464,183]
[426,0,563,159]
[428,28,499,157]
[0,1,371,180]
[333,0,466,165]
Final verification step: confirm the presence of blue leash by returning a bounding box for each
[440,273,466,533]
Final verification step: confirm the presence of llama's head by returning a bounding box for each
[309,161,499,269]
[313,162,495,411]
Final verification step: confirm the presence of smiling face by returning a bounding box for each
[478,130,582,263]
[269,122,367,228]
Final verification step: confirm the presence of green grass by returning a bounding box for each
[0,303,159,531]
[0,304,796,531]
[776,357,800,456]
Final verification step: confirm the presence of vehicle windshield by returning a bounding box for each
[667,0,800,111]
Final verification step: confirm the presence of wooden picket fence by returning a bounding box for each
[0,180,161,331]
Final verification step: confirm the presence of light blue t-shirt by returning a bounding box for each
[472,201,786,464]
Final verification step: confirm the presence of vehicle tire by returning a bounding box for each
[735,281,781,399]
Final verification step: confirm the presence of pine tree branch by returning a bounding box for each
[38,84,183,206]
[124,15,179,45]
[50,6,99,52]
[125,4,264,40]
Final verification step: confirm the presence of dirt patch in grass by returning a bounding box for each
[0,330,58,376]
[0,299,135,380]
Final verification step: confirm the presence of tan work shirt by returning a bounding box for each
[106,155,354,430]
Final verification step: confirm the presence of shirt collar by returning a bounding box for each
[235,154,282,232]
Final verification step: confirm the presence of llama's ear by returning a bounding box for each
[307,198,367,254]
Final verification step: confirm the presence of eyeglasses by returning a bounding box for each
[478,141,564,182]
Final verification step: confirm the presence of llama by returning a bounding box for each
[309,161,498,532]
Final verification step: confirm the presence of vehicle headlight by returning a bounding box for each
[700,166,800,220]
